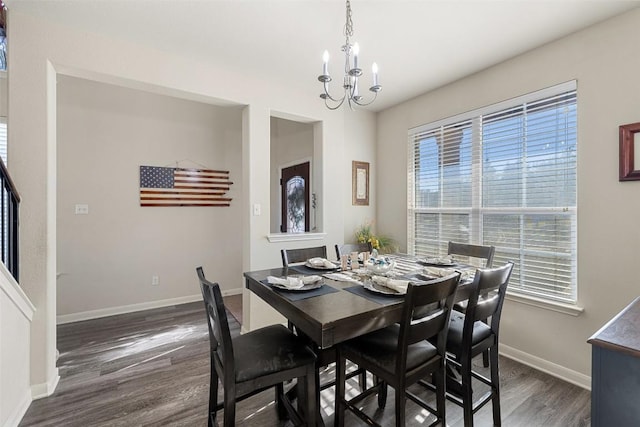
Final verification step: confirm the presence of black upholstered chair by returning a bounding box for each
[335,242,373,261]
[448,241,496,367]
[335,273,461,427]
[281,246,327,266]
[197,267,317,427]
[442,261,514,427]
[280,246,367,413]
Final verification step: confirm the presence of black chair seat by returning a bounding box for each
[234,324,317,382]
[446,312,493,357]
[340,324,439,377]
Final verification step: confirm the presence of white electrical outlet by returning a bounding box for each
[75,204,89,215]
[253,203,261,216]
[152,275,159,286]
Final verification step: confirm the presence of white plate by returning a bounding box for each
[363,280,405,296]
[418,258,457,267]
[304,261,339,270]
[271,282,324,292]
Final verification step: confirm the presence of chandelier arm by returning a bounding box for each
[351,90,379,107]
[325,95,347,110]
[322,81,348,103]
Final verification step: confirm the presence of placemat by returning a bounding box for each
[343,285,405,305]
[260,279,340,301]
[288,264,339,275]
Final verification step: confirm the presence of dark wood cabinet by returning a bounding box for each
[588,297,640,427]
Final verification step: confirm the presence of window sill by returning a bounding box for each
[267,232,327,243]
[505,292,584,317]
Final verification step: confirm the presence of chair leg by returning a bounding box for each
[208,364,218,427]
[395,383,406,427]
[461,357,474,427]
[434,368,446,426]
[358,368,367,391]
[276,382,287,420]
[377,379,388,408]
[490,346,501,426]
[223,391,236,427]
[335,350,346,427]
[482,349,490,368]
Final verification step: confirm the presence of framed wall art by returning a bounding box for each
[352,161,369,206]
[619,122,640,181]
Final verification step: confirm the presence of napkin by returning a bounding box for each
[372,276,410,294]
[324,272,362,285]
[267,275,321,289]
[423,267,472,280]
[424,256,454,265]
[307,257,336,268]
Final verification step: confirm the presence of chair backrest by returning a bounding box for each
[463,262,514,345]
[335,242,373,260]
[197,267,234,384]
[281,246,327,266]
[397,273,461,374]
[448,241,496,268]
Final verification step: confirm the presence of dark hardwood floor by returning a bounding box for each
[19,301,590,426]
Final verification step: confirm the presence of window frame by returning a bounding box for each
[407,81,578,305]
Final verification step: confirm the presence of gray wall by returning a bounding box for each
[376,8,640,384]
[56,76,243,317]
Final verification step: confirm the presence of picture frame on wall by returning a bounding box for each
[619,122,640,181]
[352,161,369,206]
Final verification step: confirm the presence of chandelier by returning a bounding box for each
[318,0,381,110]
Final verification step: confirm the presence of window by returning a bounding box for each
[408,81,577,304]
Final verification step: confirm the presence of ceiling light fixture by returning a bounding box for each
[318,0,381,110]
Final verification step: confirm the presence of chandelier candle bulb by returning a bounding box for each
[352,42,359,70]
[372,63,379,86]
[322,50,329,76]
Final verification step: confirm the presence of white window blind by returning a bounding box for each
[408,81,577,304]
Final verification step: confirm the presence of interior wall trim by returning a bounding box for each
[500,343,591,390]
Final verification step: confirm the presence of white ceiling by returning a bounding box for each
[8,0,640,111]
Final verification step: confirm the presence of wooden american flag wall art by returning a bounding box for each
[139,166,233,207]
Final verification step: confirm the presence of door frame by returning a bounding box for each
[277,156,313,233]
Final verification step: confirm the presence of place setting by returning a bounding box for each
[287,256,340,275]
[261,273,340,301]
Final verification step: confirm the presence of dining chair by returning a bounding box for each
[335,242,373,261]
[448,241,496,367]
[280,245,367,413]
[281,246,327,266]
[335,273,461,427]
[448,241,495,268]
[197,267,317,427]
[439,261,514,427]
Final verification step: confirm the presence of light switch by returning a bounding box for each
[253,203,261,216]
[75,204,89,215]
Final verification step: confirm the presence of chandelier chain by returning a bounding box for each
[344,0,354,42]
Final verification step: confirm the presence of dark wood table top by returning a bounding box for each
[244,254,475,349]
[588,296,640,359]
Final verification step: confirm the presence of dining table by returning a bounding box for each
[243,253,476,351]
[243,253,477,425]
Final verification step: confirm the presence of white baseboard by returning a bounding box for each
[56,289,243,325]
[222,288,243,296]
[500,344,591,390]
[3,389,32,427]
[56,294,202,325]
[31,369,60,400]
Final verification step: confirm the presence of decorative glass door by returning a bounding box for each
[281,162,310,233]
